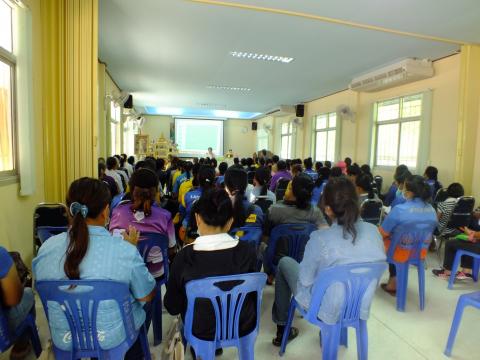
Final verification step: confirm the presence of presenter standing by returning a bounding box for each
[206,147,215,159]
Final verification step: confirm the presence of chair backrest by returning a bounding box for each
[230,226,263,247]
[37,226,69,244]
[275,178,291,201]
[35,280,138,357]
[434,188,449,204]
[110,193,125,213]
[137,232,170,281]
[0,305,13,352]
[373,175,383,193]
[387,221,437,262]
[360,199,383,225]
[247,171,255,185]
[267,223,317,266]
[184,273,267,345]
[304,262,387,325]
[447,196,475,229]
[33,203,69,228]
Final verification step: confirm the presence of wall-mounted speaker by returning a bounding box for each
[124,94,133,109]
[295,104,304,117]
[251,122,258,131]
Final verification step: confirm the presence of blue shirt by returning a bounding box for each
[383,183,398,206]
[295,221,386,324]
[381,198,437,235]
[390,190,406,208]
[0,246,13,278]
[241,199,264,227]
[216,175,225,186]
[304,169,318,181]
[32,226,155,350]
[182,188,203,228]
[311,180,327,206]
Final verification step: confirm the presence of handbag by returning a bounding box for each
[162,315,185,360]
[8,251,32,288]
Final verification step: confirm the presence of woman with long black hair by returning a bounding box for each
[33,178,155,358]
[271,177,386,346]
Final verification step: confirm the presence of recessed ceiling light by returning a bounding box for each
[206,85,252,92]
[230,51,294,63]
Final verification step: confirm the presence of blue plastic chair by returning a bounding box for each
[184,273,267,360]
[0,305,42,358]
[230,226,263,247]
[265,223,317,274]
[444,291,480,356]
[279,262,387,359]
[386,221,437,311]
[37,226,68,244]
[36,280,151,360]
[137,232,170,346]
[110,193,125,214]
[447,249,480,289]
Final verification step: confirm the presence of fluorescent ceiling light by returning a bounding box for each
[230,51,294,63]
[145,106,261,120]
[207,85,251,92]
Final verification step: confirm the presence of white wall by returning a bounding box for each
[142,116,256,158]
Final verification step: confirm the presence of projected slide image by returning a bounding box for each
[175,118,224,157]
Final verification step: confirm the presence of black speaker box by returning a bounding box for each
[295,104,304,117]
[252,122,258,131]
[124,95,133,109]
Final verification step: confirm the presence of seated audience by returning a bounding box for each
[356,173,378,204]
[250,166,276,206]
[172,161,192,196]
[106,156,124,193]
[98,162,119,197]
[155,158,168,190]
[303,158,317,179]
[424,166,442,200]
[347,164,361,183]
[0,247,36,358]
[360,164,373,182]
[224,167,264,229]
[269,160,292,192]
[330,166,343,178]
[390,168,412,209]
[383,165,408,206]
[33,178,155,358]
[344,157,352,167]
[178,163,199,206]
[336,160,347,174]
[432,226,480,279]
[110,169,176,278]
[291,164,303,178]
[311,166,330,206]
[264,174,327,282]
[216,161,228,187]
[271,177,386,346]
[164,188,257,343]
[379,175,437,294]
[324,160,332,169]
[436,183,465,237]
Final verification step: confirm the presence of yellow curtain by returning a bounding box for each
[455,45,480,194]
[0,88,12,171]
[41,0,98,202]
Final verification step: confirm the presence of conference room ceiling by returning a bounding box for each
[98,0,479,115]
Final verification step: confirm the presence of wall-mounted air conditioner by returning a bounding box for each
[349,58,434,92]
[265,105,295,117]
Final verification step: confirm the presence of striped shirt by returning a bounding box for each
[437,197,457,235]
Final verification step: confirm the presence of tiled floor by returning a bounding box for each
[2,254,479,359]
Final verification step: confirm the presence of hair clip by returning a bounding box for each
[70,202,89,218]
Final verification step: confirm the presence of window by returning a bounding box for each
[0,0,16,177]
[110,101,121,155]
[256,128,269,152]
[312,112,337,162]
[373,94,423,168]
[123,118,139,156]
[280,122,292,159]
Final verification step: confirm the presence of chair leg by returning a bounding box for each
[321,324,341,360]
[238,332,256,360]
[139,325,152,360]
[418,262,426,311]
[396,264,409,312]
[27,314,42,358]
[356,320,368,360]
[153,284,163,346]
[444,297,467,357]
[279,300,297,356]
[472,258,479,282]
[448,252,463,290]
[340,326,348,348]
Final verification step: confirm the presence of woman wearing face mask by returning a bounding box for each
[390,169,412,209]
[33,178,156,358]
[379,175,438,294]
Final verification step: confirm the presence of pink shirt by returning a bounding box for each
[109,203,175,277]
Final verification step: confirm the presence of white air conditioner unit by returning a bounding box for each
[265,105,295,117]
[349,58,434,92]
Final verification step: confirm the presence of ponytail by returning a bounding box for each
[225,167,248,228]
[65,178,111,280]
[321,177,359,243]
[254,167,271,197]
[131,187,155,216]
